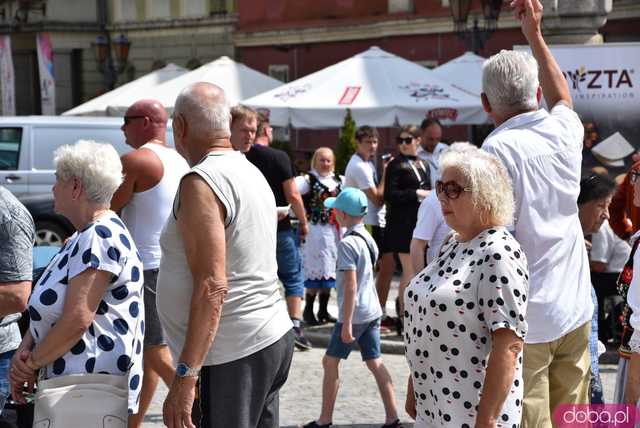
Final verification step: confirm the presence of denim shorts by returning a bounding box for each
[276,230,304,298]
[304,278,336,289]
[0,350,15,414]
[326,318,381,361]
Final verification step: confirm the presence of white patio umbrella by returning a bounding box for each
[62,63,187,116]
[242,46,487,128]
[106,56,282,115]
[433,51,486,97]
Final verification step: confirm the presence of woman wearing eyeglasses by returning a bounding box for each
[404,150,529,428]
[382,125,430,319]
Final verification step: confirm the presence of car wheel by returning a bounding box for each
[35,220,68,247]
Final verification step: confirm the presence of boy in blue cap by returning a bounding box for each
[303,187,402,428]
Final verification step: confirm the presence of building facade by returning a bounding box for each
[233,0,640,154]
[0,0,236,114]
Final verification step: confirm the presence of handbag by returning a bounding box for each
[33,373,128,428]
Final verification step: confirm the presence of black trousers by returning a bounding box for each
[198,329,294,428]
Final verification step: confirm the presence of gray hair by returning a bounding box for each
[54,140,123,205]
[482,50,539,116]
[174,84,231,137]
[447,142,478,154]
[439,150,514,226]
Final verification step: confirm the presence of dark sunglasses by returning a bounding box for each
[123,115,147,125]
[436,180,471,200]
[396,136,414,145]
[631,170,640,184]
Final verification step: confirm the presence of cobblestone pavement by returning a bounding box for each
[141,277,621,427]
[141,355,620,428]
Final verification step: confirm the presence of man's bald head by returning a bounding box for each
[126,99,168,125]
[122,99,168,148]
[174,82,231,138]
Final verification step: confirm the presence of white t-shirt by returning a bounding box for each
[412,191,451,265]
[591,220,631,273]
[417,143,448,189]
[483,104,592,344]
[157,151,292,366]
[344,154,385,227]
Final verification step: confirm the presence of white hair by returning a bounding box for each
[446,141,478,154]
[482,50,539,116]
[439,150,514,226]
[174,83,231,136]
[54,140,123,205]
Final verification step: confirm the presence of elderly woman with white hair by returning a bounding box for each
[9,140,144,427]
[404,150,529,428]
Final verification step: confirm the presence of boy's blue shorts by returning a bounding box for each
[326,317,381,361]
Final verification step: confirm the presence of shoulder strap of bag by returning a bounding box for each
[346,230,376,267]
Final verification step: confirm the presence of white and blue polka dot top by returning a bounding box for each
[28,212,145,414]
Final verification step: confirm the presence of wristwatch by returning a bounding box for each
[176,362,200,378]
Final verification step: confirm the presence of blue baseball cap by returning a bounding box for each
[324,187,368,217]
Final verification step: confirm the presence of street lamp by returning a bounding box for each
[450,0,503,53]
[93,33,131,91]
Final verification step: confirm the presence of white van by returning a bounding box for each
[0,115,174,196]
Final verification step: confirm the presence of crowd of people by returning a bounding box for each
[2,1,640,427]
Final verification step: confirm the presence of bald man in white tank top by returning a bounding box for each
[111,99,190,428]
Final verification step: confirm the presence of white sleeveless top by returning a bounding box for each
[157,150,292,365]
[120,143,189,270]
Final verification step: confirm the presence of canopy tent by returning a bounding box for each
[62,63,187,116]
[433,51,486,97]
[242,47,487,129]
[105,56,282,116]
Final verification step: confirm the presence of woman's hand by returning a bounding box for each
[340,323,354,344]
[405,375,417,420]
[9,349,37,404]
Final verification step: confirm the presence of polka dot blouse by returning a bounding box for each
[28,213,144,414]
[405,227,529,428]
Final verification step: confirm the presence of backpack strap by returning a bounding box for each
[346,230,376,267]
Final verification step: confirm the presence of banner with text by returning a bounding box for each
[0,35,15,116]
[515,43,640,159]
[36,32,55,115]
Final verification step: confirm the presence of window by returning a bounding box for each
[149,0,171,19]
[184,0,207,17]
[209,0,233,15]
[268,64,289,83]
[0,128,22,170]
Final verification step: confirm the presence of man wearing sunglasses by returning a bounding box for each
[111,99,190,428]
[481,1,593,427]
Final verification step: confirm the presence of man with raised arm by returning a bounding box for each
[481,1,592,426]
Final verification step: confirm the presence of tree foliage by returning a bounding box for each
[335,108,356,175]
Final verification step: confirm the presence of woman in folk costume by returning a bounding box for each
[296,147,343,326]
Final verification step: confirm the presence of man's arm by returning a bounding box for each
[283,177,309,238]
[0,207,34,317]
[110,152,142,212]
[110,149,164,212]
[0,281,30,316]
[163,174,229,428]
[410,238,428,273]
[515,0,572,108]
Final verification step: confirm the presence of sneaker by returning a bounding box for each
[381,419,404,428]
[302,421,332,428]
[381,315,396,328]
[293,326,313,351]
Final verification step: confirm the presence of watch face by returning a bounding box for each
[176,363,188,377]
